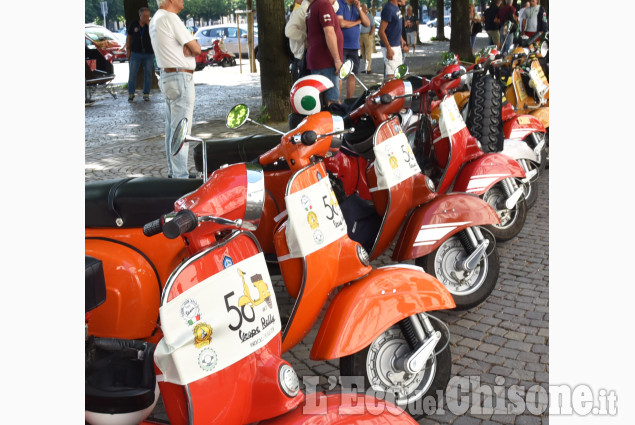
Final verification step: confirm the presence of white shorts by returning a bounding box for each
[406,32,417,46]
[381,46,403,76]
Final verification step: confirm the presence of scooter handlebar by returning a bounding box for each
[143,218,164,237]
[163,210,198,239]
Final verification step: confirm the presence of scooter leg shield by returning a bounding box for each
[310,266,454,360]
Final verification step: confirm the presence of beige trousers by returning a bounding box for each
[359,32,374,72]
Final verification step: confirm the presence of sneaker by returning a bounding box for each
[128,94,135,102]
[366,70,372,74]
[143,94,150,102]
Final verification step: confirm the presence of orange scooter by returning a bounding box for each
[85,109,456,417]
[85,152,419,425]
[224,104,455,415]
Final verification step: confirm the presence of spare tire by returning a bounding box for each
[466,73,504,153]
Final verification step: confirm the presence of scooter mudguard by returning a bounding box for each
[453,153,526,195]
[85,233,187,340]
[501,139,539,163]
[310,265,455,360]
[156,231,304,425]
[391,193,500,261]
[504,113,546,141]
[260,392,419,424]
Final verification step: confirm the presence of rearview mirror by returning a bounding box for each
[226,104,249,129]
[394,64,408,79]
[338,59,354,80]
[171,118,189,156]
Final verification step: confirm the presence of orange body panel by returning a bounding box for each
[311,266,455,360]
[277,162,372,353]
[530,106,549,129]
[85,229,188,339]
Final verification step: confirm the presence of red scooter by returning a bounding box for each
[84,157,419,424]
[195,38,236,70]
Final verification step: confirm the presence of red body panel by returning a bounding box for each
[260,393,419,424]
[159,232,305,425]
[504,113,546,141]
[452,153,526,195]
[392,193,500,261]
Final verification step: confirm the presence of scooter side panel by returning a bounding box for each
[391,193,500,261]
[504,114,546,141]
[310,266,455,360]
[260,393,418,424]
[85,238,163,339]
[452,153,526,195]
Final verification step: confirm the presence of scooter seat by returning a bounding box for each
[85,177,202,228]
[85,256,106,313]
[192,134,285,173]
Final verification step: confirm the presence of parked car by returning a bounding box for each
[194,24,258,58]
[85,24,127,62]
[427,16,451,27]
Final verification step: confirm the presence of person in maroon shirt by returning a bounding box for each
[496,0,518,54]
[306,0,344,103]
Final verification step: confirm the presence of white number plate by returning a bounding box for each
[373,131,421,190]
[285,177,347,258]
[439,95,467,138]
[154,253,281,385]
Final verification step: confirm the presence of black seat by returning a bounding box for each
[85,256,106,313]
[192,134,283,173]
[85,177,202,228]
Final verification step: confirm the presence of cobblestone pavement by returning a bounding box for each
[86,36,548,424]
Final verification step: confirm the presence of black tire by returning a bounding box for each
[483,184,527,241]
[339,315,451,419]
[416,232,499,310]
[221,57,230,67]
[466,74,504,153]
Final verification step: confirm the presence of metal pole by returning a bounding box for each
[236,12,243,73]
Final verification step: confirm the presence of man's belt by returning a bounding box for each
[162,68,194,74]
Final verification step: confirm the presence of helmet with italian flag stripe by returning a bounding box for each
[289,75,334,115]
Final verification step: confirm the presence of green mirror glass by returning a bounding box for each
[394,64,408,79]
[171,118,188,156]
[226,104,249,129]
[338,59,354,80]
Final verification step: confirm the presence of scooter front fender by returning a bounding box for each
[310,265,455,360]
[504,113,546,140]
[453,153,526,195]
[261,392,418,424]
[392,193,500,261]
[501,139,538,163]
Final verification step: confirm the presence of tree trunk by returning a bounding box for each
[255,0,292,122]
[449,0,473,62]
[435,0,446,40]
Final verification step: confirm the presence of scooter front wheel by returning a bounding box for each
[339,314,451,420]
[483,184,527,241]
[416,234,499,310]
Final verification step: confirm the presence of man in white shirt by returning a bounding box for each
[285,0,310,82]
[150,0,201,179]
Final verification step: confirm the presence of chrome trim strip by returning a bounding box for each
[243,163,265,231]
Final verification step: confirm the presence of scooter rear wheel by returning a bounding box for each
[339,315,451,419]
[416,234,499,310]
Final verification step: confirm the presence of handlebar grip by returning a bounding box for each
[380,94,393,104]
[301,131,317,145]
[143,218,163,237]
[163,210,198,239]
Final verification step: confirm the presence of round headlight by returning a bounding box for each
[425,175,436,193]
[357,244,370,266]
[279,364,299,397]
[540,41,549,57]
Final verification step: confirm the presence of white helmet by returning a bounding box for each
[289,74,334,115]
